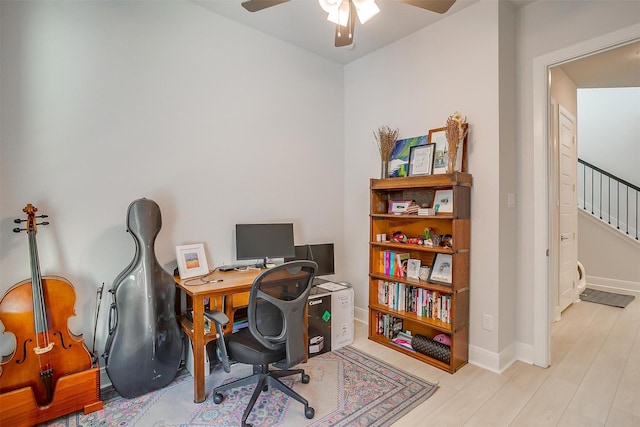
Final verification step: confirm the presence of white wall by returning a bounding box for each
[2,0,639,376]
[0,1,345,357]
[578,211,640,291]
[516,0,640,361]
[343,1,506,369]
[578,87,640,186]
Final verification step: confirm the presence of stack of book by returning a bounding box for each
[377,280,452,323]
[374,313,403,339]
[380,250,410,277]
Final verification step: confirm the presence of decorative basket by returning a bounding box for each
[411,334,450,364]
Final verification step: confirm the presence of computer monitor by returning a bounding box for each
[235,223,295,267]
[308,243,335,277]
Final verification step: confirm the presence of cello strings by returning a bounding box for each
[29,229,50,349]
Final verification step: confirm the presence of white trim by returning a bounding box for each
[469,342,517,374]
[515,341,534,366]
[354,306,368,324]
[532,24,640,368]
[585,276,640,293]
[468,344,501,373]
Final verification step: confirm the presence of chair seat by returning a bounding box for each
[228,328,286,366]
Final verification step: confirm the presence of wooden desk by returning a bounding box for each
[174,268,261,403]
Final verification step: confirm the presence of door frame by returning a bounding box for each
[531,23,640,368]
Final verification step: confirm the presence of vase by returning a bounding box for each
[380,159,389,179]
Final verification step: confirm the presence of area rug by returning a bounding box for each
[580,288,636,308]
[45,346,438,427]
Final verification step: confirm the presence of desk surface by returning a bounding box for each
[175,268,262,296]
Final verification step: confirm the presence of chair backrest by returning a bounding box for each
[247,260,317,368]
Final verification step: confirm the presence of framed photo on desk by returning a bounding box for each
[176,243,209,279]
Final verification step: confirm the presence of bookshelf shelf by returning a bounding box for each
[368,173,471,373]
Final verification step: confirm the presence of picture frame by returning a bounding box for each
[406,259,421,280]
[408,143,435,176]
[429,253,453,285]
[387,135,428,177]
[175,243,210,279]
[433,189,454,214]
[388,200,412,214]
[428,124,468,175]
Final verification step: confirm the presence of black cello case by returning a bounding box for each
[104,198,182,398]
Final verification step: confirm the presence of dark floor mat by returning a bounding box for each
[579,288,635,308]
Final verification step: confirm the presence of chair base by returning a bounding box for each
[213,365,314,427]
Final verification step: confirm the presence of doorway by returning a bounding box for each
[531,24,640,368]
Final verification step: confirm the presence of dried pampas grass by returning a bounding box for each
[374,126,399,162]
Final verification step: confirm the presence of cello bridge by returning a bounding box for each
[33,342,55,354]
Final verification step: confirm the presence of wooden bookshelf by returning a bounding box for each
[368,173,471,373]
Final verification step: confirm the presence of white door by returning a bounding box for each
[558,105,577,312]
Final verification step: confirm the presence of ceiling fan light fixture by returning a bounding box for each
[327,1,350,26]
[318,0,342,14]
[353,0,379,24]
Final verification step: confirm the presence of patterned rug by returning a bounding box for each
[44,346,437,427]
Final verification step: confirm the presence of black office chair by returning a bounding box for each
[204,260,317,427]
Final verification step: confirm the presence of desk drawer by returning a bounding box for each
[231,292,249,308]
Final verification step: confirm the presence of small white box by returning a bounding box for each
[185,339,210,378]
[330,287,354,350]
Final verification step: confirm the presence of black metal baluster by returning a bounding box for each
[582,164,587,211]
[617,182,620,230]
[591,168,594,215]
[608,175,611,224]
[626,185,629,235]
[599,172,603,219]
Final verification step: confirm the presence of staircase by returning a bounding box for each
[578,158,639,241]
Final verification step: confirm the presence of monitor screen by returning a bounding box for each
[235,223,295,262]
[286,244,309,262]
[308,243,335,277]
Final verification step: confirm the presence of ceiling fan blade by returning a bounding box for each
[398,0,456,14]
[241,0,291,12]
[335,0,356,47]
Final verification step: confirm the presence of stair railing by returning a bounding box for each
[578,158,639,240]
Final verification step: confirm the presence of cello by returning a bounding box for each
[0,204,92,406]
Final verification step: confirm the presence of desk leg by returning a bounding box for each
[192,295,206,403]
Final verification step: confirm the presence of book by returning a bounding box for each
[395,253,410,277]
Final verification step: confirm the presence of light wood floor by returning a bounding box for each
[350,289,639,427]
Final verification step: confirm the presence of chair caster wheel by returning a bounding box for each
[301,373,310,384]
[305,406,315,419]
[213,392,224,404]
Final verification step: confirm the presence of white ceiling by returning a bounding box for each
[191,0,482,65]
[557,41,640,88]
[191,0,639,87]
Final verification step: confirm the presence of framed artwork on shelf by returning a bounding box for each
[388,134,428,177]
[175,243,209,279]
[406,259,421,280]
[388,200,412,214]
[433,189,454,214]
[429,253,453,285]
[428,124,468,174]
[408,143,435,176]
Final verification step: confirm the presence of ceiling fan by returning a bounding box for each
[240,0,456,47]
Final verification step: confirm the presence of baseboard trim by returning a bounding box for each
[354,306,368,324]
[468,342,521,374]
[585,276,640,293]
